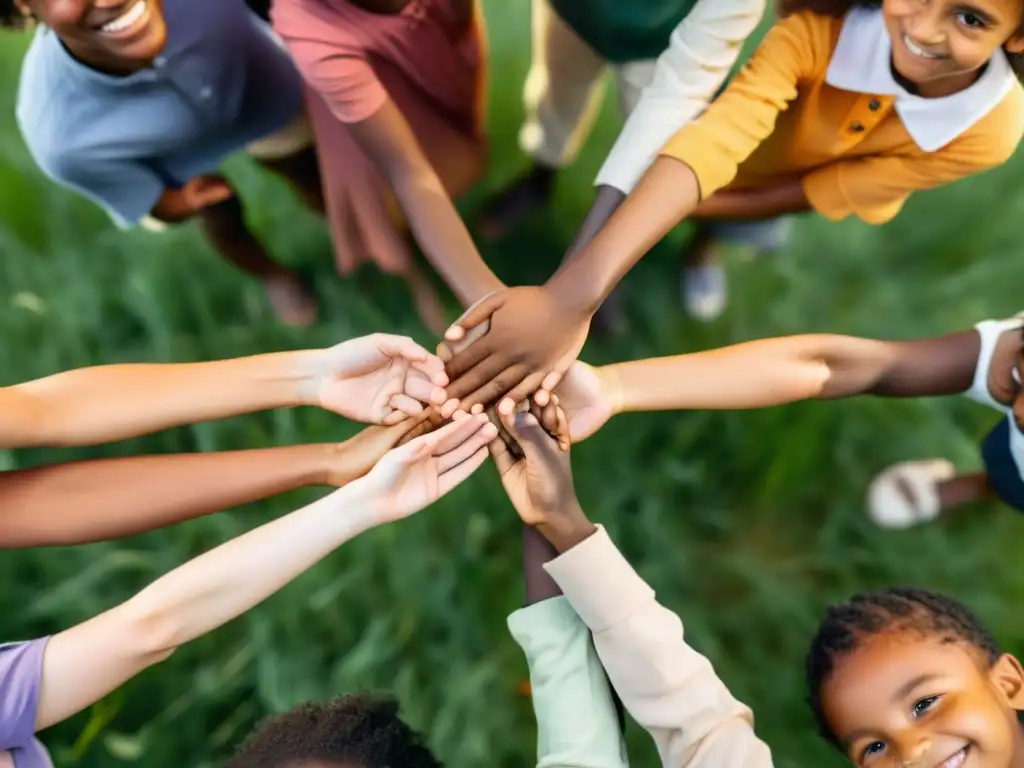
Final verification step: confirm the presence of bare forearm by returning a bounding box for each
[0,444,335,548]
[549,157,700,314]
[561,185,626,267]
[523,525,563,605]
[394,175,505,306]
[604,335,894,414]
[6,350,320,448]
[692,179,811,220]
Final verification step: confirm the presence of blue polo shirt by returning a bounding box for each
[15,0,304,227]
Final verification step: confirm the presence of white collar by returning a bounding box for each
[824,4,1016,151]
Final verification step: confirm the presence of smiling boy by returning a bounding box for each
[9,0,324,326]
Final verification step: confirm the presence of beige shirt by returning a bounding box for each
[545,526,775,767]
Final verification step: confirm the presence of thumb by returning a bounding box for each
[444,291,504,342]
[375,333,429,363]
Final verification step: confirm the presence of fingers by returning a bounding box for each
[444,292,503,342]
[494,372,548,415]
[431,413,494,455]
[502,407,561,460]
[488,433,514,474]
[444,336,496,381]
[403,373,447,407]
[375,334,449,387]
[437,445,489,496]
[456,363,531,413]
[387,393,425,419]
[539,370,563,393]
[436,418,498,474]
[444,354,513,401]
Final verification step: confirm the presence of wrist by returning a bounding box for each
[546,267,600,318]
[288,348,331,407]
[597,364,626,416]
[326,477,389,533]
[538,505,597,553]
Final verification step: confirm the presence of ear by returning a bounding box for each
[13,0,31,15]
[1004,34,1024,55]
[988,653,1024,708]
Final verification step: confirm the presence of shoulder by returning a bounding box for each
[948,82,1024,168]
[16,30,93,175]
[271,0,364,58]
[0,639,49,749]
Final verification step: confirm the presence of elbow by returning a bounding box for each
[116,603,182,667]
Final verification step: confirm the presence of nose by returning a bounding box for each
[903,3,945,45]
[900,736,932,766]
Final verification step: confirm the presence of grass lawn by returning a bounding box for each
[3,3,1024,766]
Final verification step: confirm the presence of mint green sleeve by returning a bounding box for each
[508,597,630,768]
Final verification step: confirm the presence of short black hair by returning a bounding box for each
[226,693,443,768]
[805,586,1002,749]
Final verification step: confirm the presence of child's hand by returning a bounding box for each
[547,361,621,443]
[324,414,436,486]
[440,286,591,411]
[305,333,449,425]
[489,396,579,527]
[353,414,497,524]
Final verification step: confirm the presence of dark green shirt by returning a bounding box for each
[549,0,700,63]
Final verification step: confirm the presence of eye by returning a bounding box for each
[913,695,939,717]
[861,740,886,761]
[955,10,986,28]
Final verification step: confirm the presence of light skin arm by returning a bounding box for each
[33,415,496,732]
[346,99,505,307]
[0,333,449,449]
[0,351,316,449]
[0,419,424,548]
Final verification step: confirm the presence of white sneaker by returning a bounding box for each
[866,459,956,530]
[683,264,727,321]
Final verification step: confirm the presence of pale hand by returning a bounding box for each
[357,414,498,524]
[551,361,620,443]
[312,333,449,425]
[324,414,435,486]
[489,399,578,527]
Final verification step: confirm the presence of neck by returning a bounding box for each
[892,60,985,98]
[60,39,149,77]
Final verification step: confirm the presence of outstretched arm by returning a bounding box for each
[0,333,448,449]
[32,415,496,733]
[0,419,426,548]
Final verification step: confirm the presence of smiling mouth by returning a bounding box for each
[935,745,969,768]
[97,0,147,34]
[903,32,945,60]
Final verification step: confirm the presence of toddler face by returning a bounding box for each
[820,632,1024,767]
[883,0,1024,94]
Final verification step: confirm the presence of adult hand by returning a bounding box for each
[182,174,234,210]
[306,333,449,425]
[355,414,497,524]
[441,287,591,411]
[489,397,578,527]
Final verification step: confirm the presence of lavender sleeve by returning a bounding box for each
[0,639,49,750]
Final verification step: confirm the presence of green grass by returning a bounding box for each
[3,4,1024,766]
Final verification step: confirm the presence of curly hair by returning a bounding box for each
[226,693,444,768]
[804,586,1002,750]
[777,0,1024,80]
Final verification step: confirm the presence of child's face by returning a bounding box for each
[16,0,168,69]
[883,0,1024,95]
[820,632,1024,768]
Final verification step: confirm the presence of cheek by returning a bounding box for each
[33,0,89,28]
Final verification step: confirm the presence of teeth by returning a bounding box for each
[941,747,967,768]
[100,1,146,33]
[903,33,940,59]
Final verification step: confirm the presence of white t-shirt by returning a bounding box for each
[965,315,1024,475]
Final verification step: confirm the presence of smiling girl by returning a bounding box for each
[438,0,1024,411]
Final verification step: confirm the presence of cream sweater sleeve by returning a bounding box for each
[508,597,630,768]
[594,0,766,194]
[546,527,775,768]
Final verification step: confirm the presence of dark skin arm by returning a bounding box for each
[0,420,427,548]
[691,179,811,220]
[522,525,563,605]
[443,157,701,410]
[346,99,504,308]
[561,185,627,266]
